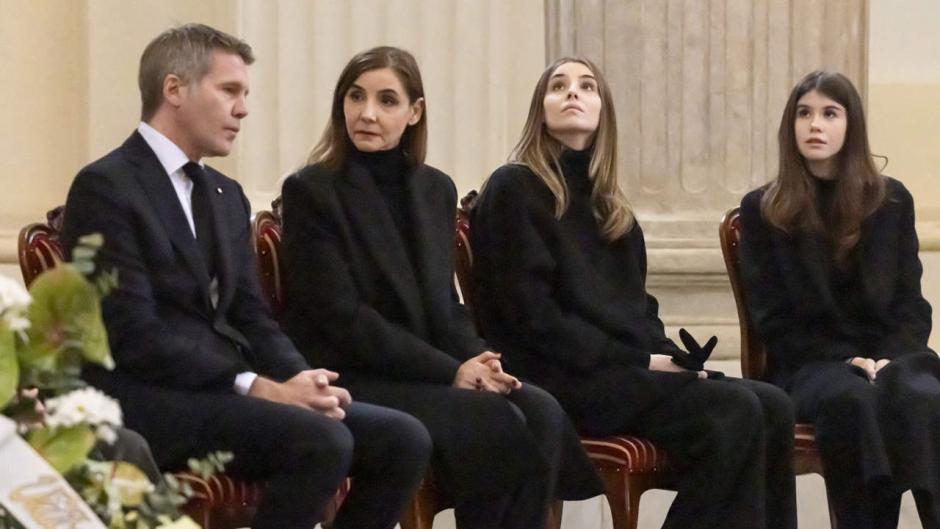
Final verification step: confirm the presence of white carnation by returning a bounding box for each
[45,387,123,435]
[0,274,31,330]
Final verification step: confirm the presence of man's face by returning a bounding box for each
[176,50,249,159]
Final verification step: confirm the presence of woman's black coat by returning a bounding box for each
[739,177,932,386]
[279,157,602,507]
[281,160,486,384]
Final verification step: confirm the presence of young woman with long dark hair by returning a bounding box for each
[470,57,796,529]
[739,70,940,529]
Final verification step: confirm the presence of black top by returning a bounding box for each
[739,177,933,385]
[352,147,414,255]
[813,178,870,328]
[470,151,682,381]
[281,157,487,385]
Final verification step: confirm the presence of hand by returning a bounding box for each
[249,369,352,419]
[454,352,520,394]
[484,356,523,391]
[849,357,878,381]
[649,354,706,379]
[874,359,891,374]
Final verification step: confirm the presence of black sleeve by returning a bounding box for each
[61,169,247,390]
[632,225,682,356]
[879,180,932,355]
[472,167,650,372]
[738,190,859,366]
[280,172,462,384]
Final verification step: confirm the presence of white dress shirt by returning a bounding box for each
[136,122,257,395]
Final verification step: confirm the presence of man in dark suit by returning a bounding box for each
[60,23,430,529]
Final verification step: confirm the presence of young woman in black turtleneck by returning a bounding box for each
[280,46,602,529]
[470,57,796,529]
[740,71,940,529]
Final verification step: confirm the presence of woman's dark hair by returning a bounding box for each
[307,46,427,169]
[761,70,885,260]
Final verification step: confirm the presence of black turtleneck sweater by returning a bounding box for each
[350,147,414,254]
[814,178,871,333]
[471,149,683,381]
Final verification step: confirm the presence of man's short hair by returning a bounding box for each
[139,23,254,121]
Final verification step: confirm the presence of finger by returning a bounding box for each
[324,407,346,420]
[314,374,330,388]
[330,387,353,406]
[309,394,340,411]
[475,351,501,362]
[479,377,502,393]
[309,368,340,381]
[698,370,707,379]
[489,360,503,372]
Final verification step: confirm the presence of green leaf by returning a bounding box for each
[0,322,18,409]
[27,425,96,473]
[23,264,114,377]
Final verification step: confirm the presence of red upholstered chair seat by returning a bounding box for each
[580,435,669,473]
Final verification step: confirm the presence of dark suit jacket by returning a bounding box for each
[61,132,308,393]
[280,160,486,385]
[739,177,933,386]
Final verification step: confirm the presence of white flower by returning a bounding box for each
[0,274,31,330]
[45,387,123,440]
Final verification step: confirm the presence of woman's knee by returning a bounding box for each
[383,410,433,464]
[817,383,877,422]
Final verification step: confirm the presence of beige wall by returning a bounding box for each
[869,0,940,249]
[868,0,940,354]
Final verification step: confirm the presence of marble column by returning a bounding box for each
[545,0,869,358]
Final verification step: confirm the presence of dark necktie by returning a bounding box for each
[182,162,217,278]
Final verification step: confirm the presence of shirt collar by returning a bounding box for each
[136,122,203,177]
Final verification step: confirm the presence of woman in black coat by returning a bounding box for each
[739,70,940,529]
[470,57,796,529]
[280,46,602,529]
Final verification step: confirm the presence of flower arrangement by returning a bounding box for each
[0,235,224,529]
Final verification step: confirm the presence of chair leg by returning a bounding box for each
[596,466,645,529]
[400,474,441,529]
[547,499,564,529]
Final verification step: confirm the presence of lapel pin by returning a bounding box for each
[216,187,223,194]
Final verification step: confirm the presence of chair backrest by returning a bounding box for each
[251,204,285,321]
[18,206,66,287]
[454,190,479,327]
[719,206,769,381]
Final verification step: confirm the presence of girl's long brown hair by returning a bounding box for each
[762,70,885,260]
[502,57,633,240]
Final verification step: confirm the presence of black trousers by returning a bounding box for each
[342,379,603,529]
[788,351,940,529]
[570,372,796,529]
[87,372,431,529]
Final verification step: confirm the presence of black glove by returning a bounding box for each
[671,328,719,374]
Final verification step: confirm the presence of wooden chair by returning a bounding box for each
[17,206,348,529]
[456,191,675,529]
[719,206,836,527]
